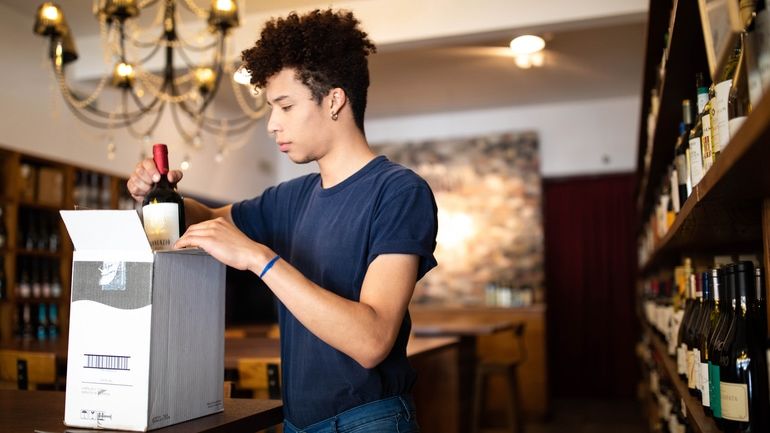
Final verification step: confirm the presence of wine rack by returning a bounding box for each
[636,0,770,432]
[0,147,130,343]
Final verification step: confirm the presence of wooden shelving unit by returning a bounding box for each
[0,146,132,343]
[637,0,770,431]
[648,330,720,433]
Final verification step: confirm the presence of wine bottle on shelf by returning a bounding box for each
[728,32,750,140]
[0,205,7,250]
[21,303,33,340]
[30,259,41,298]
[670,163,682,215]
[678,270,695,377]
[36,304,47,341]
[48,303,58,340]
[100,174,112,209]
[712,263,738,428]
[0,257,6,300]
[708,267,726,419]
[717,262,754,430]
[674,100,693,207]
[688,73,710,188]
[687,274,705,398]
[41,261,51,298]
[50,263,61,298]
[748,267,769,432]
[48,217,59,253]
[702,85,717,173]
[698,271,716,414]
[17,259,31,299]
[88,172,100,209]
[714,45,743,158]
[142,144,186,251]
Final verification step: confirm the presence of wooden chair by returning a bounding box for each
[0,349,58,390]
[472,323,527,433]
[236,357,282,400]
[237,357,283,433]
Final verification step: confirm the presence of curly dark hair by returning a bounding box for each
[241,9,377,132]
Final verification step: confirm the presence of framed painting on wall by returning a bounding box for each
[697,0,743,81]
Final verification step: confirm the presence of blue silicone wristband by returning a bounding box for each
[259,255,280,279]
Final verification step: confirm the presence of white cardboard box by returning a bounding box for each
[60,210,226,431]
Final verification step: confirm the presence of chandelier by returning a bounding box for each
[33,0,267,163]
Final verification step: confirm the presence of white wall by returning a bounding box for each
[367,95,641,178]
[276,95,640,182]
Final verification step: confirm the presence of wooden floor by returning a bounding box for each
[525,399,646,433]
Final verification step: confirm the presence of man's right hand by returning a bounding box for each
[126,157,184,203]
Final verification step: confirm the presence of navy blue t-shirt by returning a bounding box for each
[231,155,438,427]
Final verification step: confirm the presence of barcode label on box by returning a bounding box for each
[84,354,130,371]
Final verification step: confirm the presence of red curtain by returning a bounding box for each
[544,173,639,399]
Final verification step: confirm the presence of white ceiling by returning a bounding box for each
[7,0,647,119]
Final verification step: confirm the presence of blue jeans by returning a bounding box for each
[283,395,420,433]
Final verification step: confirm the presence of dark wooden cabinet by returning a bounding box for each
[636,1,770,432]
[0,147,132,343]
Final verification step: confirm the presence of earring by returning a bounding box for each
[331,111,339,121]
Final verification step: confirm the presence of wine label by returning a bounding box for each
[688,137,704,186]
[714,80,732,153]
[720,381,749,422]
[142,203,180,251]
[702,112,713,171]
[700,362,710,407]
[677,343,687,375]
[709,362,722,417]
[689,348,700,389]
[728,117,747,141]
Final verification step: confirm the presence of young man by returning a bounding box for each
[127,9,438,433]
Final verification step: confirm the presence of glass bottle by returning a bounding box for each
[142,144,186,251]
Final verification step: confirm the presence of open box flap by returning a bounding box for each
[60,210,153,254]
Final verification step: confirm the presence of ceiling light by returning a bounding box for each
[509,35,545,55]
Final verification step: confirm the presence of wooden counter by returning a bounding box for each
[410,303,549,421]
[0,389,282,432]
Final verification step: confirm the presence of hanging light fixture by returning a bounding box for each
[33,1,267,161]
[509,34,546,69]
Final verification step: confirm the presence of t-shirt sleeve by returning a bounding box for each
[369,182,438,281]
[230,186,277,245]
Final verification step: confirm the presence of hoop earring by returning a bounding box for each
[331,111,339,121]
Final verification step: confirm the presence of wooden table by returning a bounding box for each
[2,335,460,433]
[0,389,282,433]
[411,304,549,422]
[411,318,516,433]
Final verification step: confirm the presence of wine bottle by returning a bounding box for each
[689,73,710,188]
[142,144,186,251]
[714,45,743,158]
[703,85,717,173]
[728,32,750,140]
[674,100,693,206]
[48,303,58,340]
[743,0,764,107]
[17,259,31,299]
[0,205,6,249]
[0,257,6,300]
[678,270,695,377]
[749,267,769,431]
[687,275,705,398]
[36,304,47,341]
[698,271,714,413]
[708,267,726,419]
[718,262,754,429]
